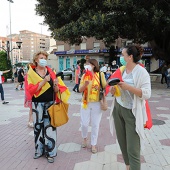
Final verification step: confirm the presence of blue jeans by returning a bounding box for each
[73,84,79,92]
[0,84,4,101]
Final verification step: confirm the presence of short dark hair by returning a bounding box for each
[88,59,99,72]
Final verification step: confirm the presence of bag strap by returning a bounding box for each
[99,72,103,90]
[53,90,62,103]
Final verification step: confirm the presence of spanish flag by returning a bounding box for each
[82,69,93,109]
[27,65,70,103]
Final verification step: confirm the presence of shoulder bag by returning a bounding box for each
[47,90,69,127]
[99,72,108,111]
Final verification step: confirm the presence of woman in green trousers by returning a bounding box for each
[109,45,151,170]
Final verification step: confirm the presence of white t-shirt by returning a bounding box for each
[116,70,134,109]
[0,71,3,84]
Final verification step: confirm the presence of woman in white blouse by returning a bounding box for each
[109,45,151,170]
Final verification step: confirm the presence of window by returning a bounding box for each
[125,40,133,46]
[94,42,100,48]
[70,45,75,50]
[80,43,86,50]
[58,45,64,51]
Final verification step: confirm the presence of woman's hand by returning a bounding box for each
[53,78,59,86]
[44,74,50,82]
[118,82,142,97]
[53,78,59,92]
[110,86,116,95]
[84,80,89,87]
[118,82,130,90]
[79,80,89,93]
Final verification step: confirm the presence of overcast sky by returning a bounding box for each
[0,0,51,37]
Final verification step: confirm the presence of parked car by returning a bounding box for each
[61,68,72,80]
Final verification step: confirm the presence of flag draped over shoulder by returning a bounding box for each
[105,66,125,96]
[82,69,93,109]
[27,65,70,103]
[56,77,70,103]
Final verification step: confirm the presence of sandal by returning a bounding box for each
[47,157,54,163]
[91,147,98,154]
[33,153,43,159]
[81,139,88,148]
[81,142,87,148]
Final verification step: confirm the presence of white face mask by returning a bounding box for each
[38,59,47,67]
[84,65,92,71]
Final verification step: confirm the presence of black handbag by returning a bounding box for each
[108,78,120,86]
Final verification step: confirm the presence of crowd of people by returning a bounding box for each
[1,45,155,170]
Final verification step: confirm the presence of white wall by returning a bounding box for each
[47,54,58,70]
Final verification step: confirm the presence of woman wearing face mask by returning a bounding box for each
[79,59,106,154]
[109,45,151,170]
[25,51,70,163]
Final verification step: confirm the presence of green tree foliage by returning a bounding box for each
[0,51,13,81]
[35,0,170,62]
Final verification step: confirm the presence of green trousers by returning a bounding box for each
[113,100,140,170]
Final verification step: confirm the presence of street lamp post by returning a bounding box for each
[0,41,22,60]
[7,0,14,61]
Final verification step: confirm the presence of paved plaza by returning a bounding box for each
[0,81,170,170]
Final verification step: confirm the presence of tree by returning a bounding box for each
[0,51,13,81]
[35,0,170,62]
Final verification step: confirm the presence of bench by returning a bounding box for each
[149,74,161,82]
[7,78,12,83]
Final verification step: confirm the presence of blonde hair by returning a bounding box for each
[33,51,48,66]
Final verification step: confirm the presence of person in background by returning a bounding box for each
[111,60,119,73]
[13,67,18,84]
[70,65,75,82]
[105,66,112,80]
[161,64,167,84]
[100,63,107,75]
[166,64,170,88]
[0,69,10,104]
[25,51,70,163]
[73,60,81,92]
[79,59,106,154]
[16,65,25,90]
[109,45,151,170]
